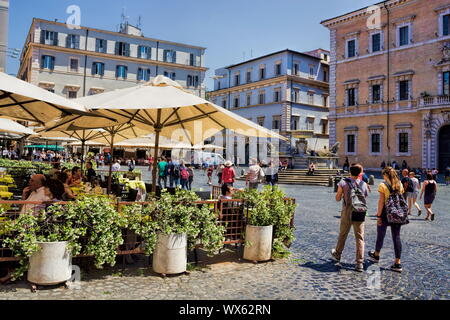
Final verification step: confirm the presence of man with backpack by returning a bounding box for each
[168,158,181,188]
[331,164,369,272]
[401,169,413,201]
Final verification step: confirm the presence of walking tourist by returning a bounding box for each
[221,161,236,187]
[368,167,407,273]
[246,158,265,190]
[206,165,214,185]
[217,164,224,184]
[431,168,439,182]
[157,157,168,189]
[168,158,181,188]
[111,160,121,172]
[401,169,413,200]
[21,174,50,215]
[180,162,190,190]
[331,164,369,272]
[264,160,278,187]
[307,162,316,176]
[186,164,194,190]
[420,173,438,221]
[343,157,350,172]
[407,172,422,216]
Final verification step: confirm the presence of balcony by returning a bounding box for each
[419,95,450,108]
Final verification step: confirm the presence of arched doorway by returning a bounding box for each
[438,125,450,171]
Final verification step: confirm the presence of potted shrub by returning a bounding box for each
[236,186,296,262]
[121,189,225,277]
[1,205,85,285]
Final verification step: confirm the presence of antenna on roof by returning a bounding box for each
[137,15,142,30]
[120,7,129,33]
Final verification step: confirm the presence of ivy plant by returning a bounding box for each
[235,186,297,259]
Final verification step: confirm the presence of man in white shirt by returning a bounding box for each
[112,160,121,172]
[246,158,265,190]
[21,174,50,215]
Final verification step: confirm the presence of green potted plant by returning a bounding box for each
[1,205,85,285]
[236,186,296,262]
[122,189,225,277]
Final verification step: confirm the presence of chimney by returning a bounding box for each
[0,0,9,73]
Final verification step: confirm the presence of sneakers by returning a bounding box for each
[418,210,422,217]
[431,214,435,221]
[368,251,380,263]
[330,249,340,263]
[390,264,403,273]
[355,263,364,272]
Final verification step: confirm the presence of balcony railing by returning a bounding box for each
[419,95,450,107]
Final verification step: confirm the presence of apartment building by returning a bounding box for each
[322,0,450,170]
[209,49,330,164]
[18,18,207,99]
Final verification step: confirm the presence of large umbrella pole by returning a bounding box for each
[152,109,162,194]
[80,140,85,173]
[107,134,115,194]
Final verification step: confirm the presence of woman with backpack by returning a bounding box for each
[368,167,407,273]
[180,162,190,190]
[420,173,438,221]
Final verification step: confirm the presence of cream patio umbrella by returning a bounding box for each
[74,76,286,192]
[0,72,107,125]
[0,118,35,135]
[114,135,193,150]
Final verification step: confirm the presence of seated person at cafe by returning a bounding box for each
[43,179,65,202]
[85,161,97,183]
[48,162,61,179]
[307,163,316,176]
[68,166,82,187]
[56,171,76,200]
[21,174,51,215]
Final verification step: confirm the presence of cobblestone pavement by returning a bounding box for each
[0,168,448,300]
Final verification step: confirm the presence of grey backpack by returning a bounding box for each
[345,178,368,222]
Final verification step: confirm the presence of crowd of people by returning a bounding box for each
[331,163,441,274]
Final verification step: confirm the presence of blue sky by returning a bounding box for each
[6,0,376,89]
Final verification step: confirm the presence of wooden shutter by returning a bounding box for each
[40,30,45,44]
[125,43,130,57]
[115,42,119,55]
[53,32,58,46]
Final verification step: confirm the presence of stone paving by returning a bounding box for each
[0,168,449,300]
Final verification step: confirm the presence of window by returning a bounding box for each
[246,70,252,83]
[399,133,409,153]
[234,73,240,86]
[68,91,77,99]
[323,95,328,107]
[372,84,381,103]
[444,14,450,36]
[275,63,281,76]
[347,88,356,106]
[309,66,315,78]
[399,80,409,101]
[399,26,410,46]
[272,116,280,130]
[258,91,265,104]
[246,93,252,106]
[323,70,328,82]
[187,75,193,87]
[323,54,328,61]
[92,62,105,76]
[372,33,381,52]
[116,65,128,79]
[163,50,177,63]
[115,42,130,56]
[291,116,299,131]
[222,99,227,108]
[292,89,299,103]
[69,58,78,72]
[274,90,281,102]
[233,97,240,108]
[189,53,195,66]
[308,92,314,105]
[257,117,265,127]
[138,46,151,59]
[95,39,107,53]
[306,118,315,131]
[41,55,55,70]
[41,30,58,46]
[194,76,199,88]
[66,34,79,49]
[259,67,265,80]
[321,120,328,134]
[294,63,299,76]
[138,68,150,81]
[347,39,356,58]
[371,134,381,153]
[444,71,450,96]
[347,134,355,153]
[164,71,176,80]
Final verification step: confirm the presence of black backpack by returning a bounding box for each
[172,165,180,178]
[383,182,409,225]
[404,177,414,193]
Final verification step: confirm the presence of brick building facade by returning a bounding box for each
[322,0,450,170]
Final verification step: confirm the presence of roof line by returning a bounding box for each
[33,18,207,50]
[224,49,323,70]
[321,0,392,25]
